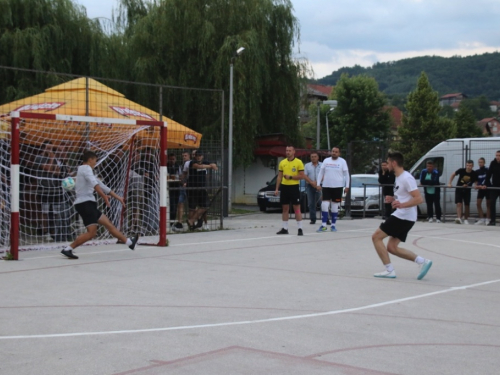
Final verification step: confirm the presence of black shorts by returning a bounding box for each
[379,215,415,242]
[455,189,472,205]
[75,201,102,227]
[280,184,301,206]
[322,187,343,202]
[477,189,490,200]
[188,189,209,210]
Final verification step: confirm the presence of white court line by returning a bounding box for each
[357,230,500,249]
[2,279,499,340]
[24,228,371,260]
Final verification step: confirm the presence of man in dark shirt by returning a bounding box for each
[167,153,182,223]
[448,160,477,225]
[482,150,500,226]
[419,160,442,223]
[186,150,217,230]
[378,161,395,219]
[474,157,490,225]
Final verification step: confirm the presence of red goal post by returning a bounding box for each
[6,111,168,260]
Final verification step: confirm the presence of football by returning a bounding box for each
[62,177,76,191]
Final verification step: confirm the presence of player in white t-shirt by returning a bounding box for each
[316,147,350,232]
[371,152,433,280]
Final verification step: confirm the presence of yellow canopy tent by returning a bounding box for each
[0,78,202,149]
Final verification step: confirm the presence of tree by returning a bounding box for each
[118,0,309,167]
[329,74,390,169]
[455,105,483,138]
[397,72,456,168]
[459,95,494,121]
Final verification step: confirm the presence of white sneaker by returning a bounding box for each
[417,259,433,280]
[435,219,442,223]
[474,219,484,225]
[428,218,433,223]
[463,219,469,225]
[454,218,462,224]
[485,219,491,225]
[374,270,396,278]
[203,224,210,231]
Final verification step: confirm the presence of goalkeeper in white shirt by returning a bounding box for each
[316,147,350,232]
[61,151,139,259]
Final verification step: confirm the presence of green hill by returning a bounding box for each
[316,52,500,100]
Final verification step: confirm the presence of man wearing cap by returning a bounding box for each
[186,150,218,230]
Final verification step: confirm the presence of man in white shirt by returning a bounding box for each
[61,151,139,259]
[371,152,433,280]
[316,147,350,232]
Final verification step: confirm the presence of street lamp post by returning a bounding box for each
[325,107,334,151]
[323,100,337,150]
[316,102,321,149]
[228,47,245,213]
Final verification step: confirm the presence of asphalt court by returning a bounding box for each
[1,213,500,375]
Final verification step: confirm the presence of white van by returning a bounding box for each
[408,138,500,217]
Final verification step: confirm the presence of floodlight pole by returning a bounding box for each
[228,47,245,214]
[323,100,337,151]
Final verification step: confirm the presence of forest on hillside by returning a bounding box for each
[316,53,500,101]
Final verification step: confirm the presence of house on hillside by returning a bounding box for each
[477,118,500,137]
[439,93,467,107]
[299,84,333,125]
[490,101,500,114]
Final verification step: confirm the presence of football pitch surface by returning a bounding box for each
[1,213,500,375]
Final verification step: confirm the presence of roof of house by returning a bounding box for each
[307,84,333,98]
[439,93,466,99]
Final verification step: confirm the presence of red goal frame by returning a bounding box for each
[9,111,168,260]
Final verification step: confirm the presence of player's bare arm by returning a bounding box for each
[392,189,423,209]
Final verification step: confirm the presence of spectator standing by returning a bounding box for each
[483,150,500,226]
[378,161,395,220]
[304,152,321,224]
[475,157,491,225]
[34,141,61,241]
[172,151,191,231]
[448,160,477,225]
[275,146,307,236]
[186,150,217,230]
[419,160,442,223]
[167,153,182,225]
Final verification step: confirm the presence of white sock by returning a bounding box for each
[297,221,303,229]
[385,263,394,272]
[283,221,289,230]
[126,238,133,246]
[64,245,73,251]
[414,256,425,264]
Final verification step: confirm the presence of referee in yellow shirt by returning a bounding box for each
[275,146,315,236]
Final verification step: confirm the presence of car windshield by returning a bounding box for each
[351,176,378,188]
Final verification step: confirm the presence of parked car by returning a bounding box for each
[257,175,309,212]
[341,174,381,214]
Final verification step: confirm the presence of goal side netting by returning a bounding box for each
[1,112,168,260]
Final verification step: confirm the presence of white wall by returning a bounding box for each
[233,156,279,205]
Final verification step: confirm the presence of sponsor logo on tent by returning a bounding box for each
[184,134,197,143]
[1,102,66,117]
[110,106,155,120]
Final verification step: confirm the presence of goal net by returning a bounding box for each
[2,112,168,259]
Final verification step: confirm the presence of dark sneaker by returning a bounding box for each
[175,222,184,229]
[276,228,289,235]
[298,229,303,236]
[309,220,316,224]
[128,234,139,250]
[187,219,196,231]
[61,249,78,259]
[196,218,203,228]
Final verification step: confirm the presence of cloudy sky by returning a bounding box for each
[78,0,500,79]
